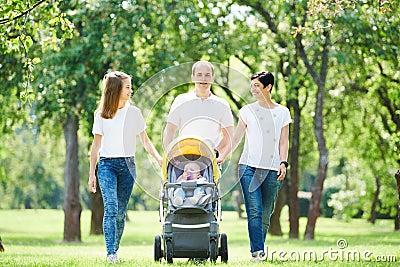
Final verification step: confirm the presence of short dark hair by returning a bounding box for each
[251,71,274,92]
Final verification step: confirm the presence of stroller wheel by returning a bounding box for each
[154,235,162,262]
[219,233,228,263]
[165,240,173,263]
[209,239,217,262]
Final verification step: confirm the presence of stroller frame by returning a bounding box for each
[154,137,228,263]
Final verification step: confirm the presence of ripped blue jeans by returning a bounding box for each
[98,157,136,256]
[238,164,284,253]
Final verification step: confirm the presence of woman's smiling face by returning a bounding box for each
[119,77,132,102]
[250,78,267,100]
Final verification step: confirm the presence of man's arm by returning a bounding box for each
[216,99,234,160]
[163,122,178,150]
[215,126,233,154]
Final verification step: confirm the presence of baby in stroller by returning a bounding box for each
[172,162,212,206]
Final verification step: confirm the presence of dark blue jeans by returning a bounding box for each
[238,164,284,253]
[98,157,136,256]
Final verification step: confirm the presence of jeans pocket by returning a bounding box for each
[238,164,246,179]
[125,157,136,181]
[125,157,135,167]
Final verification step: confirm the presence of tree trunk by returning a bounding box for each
[304,81,329,240]
[296,28,330,240]
[395,169,400,230]
[232,188,245,219]
[368,177,381,224]
[304,152,327,240]
[287,96,301,239]
[269,183,286,236]
[90,163,104,235]
[63,113,82,242]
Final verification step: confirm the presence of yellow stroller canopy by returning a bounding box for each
[162,136,220,184]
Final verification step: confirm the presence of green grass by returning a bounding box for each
[0,209,399,266]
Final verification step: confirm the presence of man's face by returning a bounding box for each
[192,63,214,90]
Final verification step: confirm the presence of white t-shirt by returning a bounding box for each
[167,91,234,148]
[239,102,292,170]
[92,103,146,157]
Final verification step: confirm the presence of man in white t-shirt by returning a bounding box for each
[163,61,234,154]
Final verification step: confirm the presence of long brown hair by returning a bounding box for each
[96,71,130,119]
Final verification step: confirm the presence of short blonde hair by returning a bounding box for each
[191,61,214,76]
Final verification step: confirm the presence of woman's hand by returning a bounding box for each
[88,174,97,193]
[277,165,287,181]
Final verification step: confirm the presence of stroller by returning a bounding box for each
[154,136,228,263]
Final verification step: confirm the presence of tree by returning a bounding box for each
[1,2,73,206]
[298,1,399,238]
[33,0,111,241]
[396,170,400,229]
[0,0,73,102]
[332,3,400,228]
[296,24,330,241]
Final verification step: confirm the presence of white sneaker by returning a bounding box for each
[197,194,211,206]
[172,196,184,206]
[107,254,119,264]
[189,194,205,205]
[251,250,266,262]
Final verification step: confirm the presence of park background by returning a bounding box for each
[0,0,399,266]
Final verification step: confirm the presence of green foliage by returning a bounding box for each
[320,187,339,218]
[326,174,367,220]
[0,120,94,210]
[0,125,64,209]
[0,0,74,100]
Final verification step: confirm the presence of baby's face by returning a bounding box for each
[184,163,201,179]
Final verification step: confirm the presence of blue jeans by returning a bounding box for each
[238,164,284,253]
[98,157,136,255]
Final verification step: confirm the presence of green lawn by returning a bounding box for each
[0,209,399,266]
